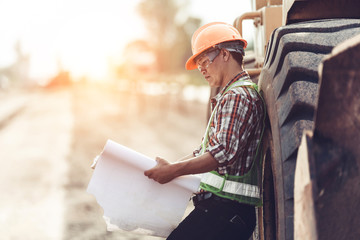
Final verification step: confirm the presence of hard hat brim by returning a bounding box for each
[185,48,209,70]
[185,40,247,70]
[185,57,197,70]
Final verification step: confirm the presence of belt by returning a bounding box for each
[192,192,235,206]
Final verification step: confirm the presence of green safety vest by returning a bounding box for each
[199,78,266,207]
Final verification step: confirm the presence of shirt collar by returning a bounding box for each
[212,71,250,103]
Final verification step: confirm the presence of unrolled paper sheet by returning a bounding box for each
[87,139,201,237]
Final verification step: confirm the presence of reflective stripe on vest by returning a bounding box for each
[199,77,265,206]
[201,171,260,198]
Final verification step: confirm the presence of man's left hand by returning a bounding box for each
[144,157,176,184]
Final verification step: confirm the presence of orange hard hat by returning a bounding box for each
[185,22,247,70]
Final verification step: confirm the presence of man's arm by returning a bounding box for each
[176,153,195,162]
[144,152,218,184]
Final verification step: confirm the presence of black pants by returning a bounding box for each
[167,195,256,240]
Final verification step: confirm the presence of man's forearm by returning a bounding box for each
[172,152,219,178]
[144,152,219,184]
[176,153,195,162]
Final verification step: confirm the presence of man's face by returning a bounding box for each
[196,49,224,88]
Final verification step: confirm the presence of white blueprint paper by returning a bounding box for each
[87,139,201,237]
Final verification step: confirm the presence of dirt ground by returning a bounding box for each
[0,81,208,240]
[64,82,207,240]
[0,88,73,240]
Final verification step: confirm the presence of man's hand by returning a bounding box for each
[144,157,177,184]
[144,152,219,184]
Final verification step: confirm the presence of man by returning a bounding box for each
[144,22,265,240]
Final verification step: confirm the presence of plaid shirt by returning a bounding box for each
[194,71,264,176]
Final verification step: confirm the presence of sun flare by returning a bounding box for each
[0,0,145,82]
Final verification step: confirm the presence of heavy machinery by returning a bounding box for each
[231,0,360,239]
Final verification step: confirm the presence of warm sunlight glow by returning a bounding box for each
[0,0,145,82]
[0,0,251,83]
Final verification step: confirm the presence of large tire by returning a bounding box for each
[258,19,360,240]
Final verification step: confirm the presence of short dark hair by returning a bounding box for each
[230,51,244,67]
[217,40,244,67]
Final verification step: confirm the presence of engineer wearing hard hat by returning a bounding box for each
[145,22,265,240]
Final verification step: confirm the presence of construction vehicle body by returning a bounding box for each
[228,0,360,239]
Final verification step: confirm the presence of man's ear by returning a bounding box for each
[222,49,230,61]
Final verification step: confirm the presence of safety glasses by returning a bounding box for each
[196,49,221,72]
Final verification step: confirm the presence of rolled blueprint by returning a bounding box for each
[87,139,201,237]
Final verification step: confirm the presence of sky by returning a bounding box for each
[0,0,252,82]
